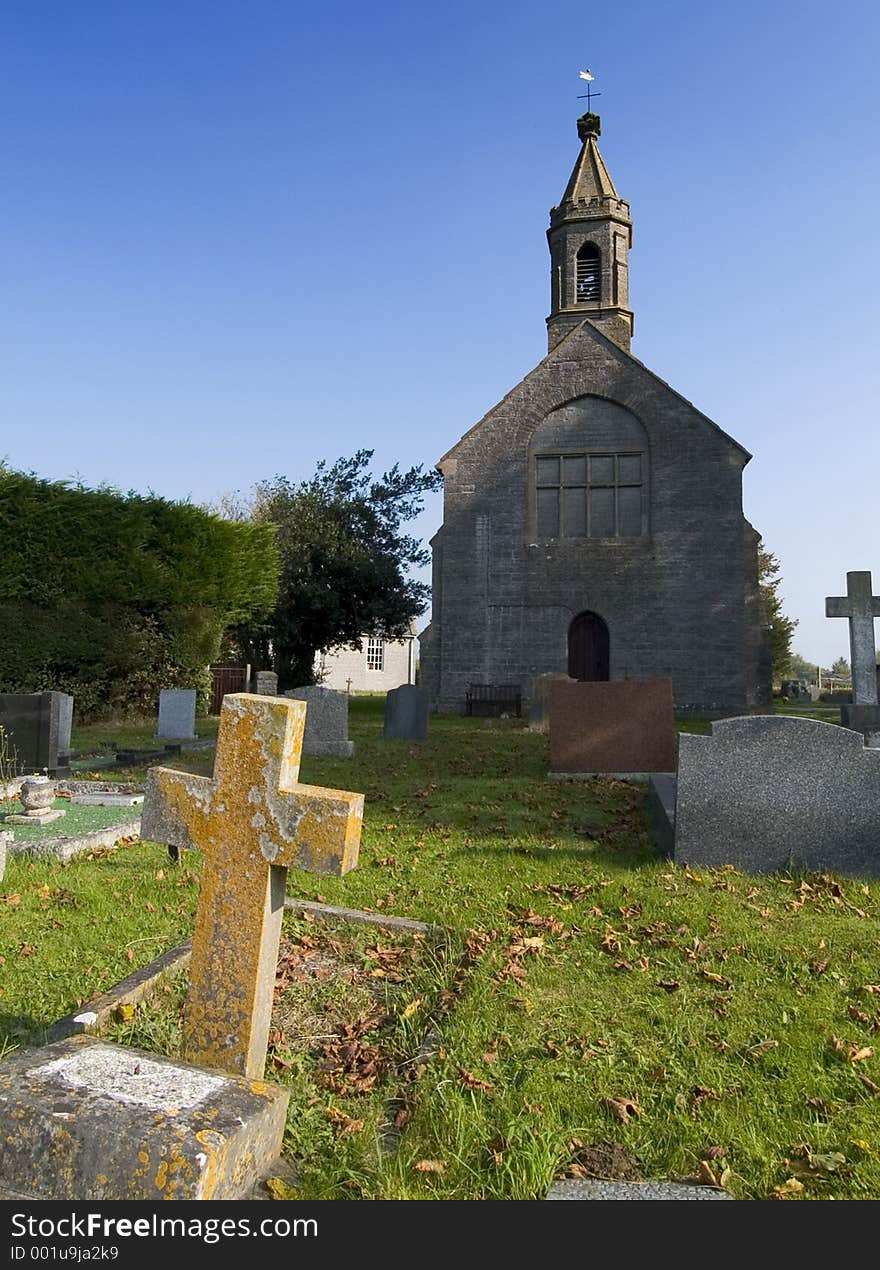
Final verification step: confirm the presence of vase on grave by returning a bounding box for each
[4,774,66,825]
[20,776,55,812]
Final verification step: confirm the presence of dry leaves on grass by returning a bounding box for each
[458,1067,496,1094]
[602,1095,643,1123]
[413,1160,446,1174]
[325,1106,365,1136]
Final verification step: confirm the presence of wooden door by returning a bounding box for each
[567,612,610,681]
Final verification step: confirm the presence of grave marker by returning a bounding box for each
[656,715,880,879]
[283,685,354,757]
[383,684,429,740]
[141,693,363,1079]
[826,571,880,744]
[0,692,73,777]
[157,688,197,740]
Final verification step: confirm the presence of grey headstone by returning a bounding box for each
[674,715,880,878]
[527,672,570,732]
[252,670,278,696]
[383,684,428,740]
[0,692,72,776]
[546,1179,731,1200]
[157,689,197,740]
[283,686,354,757]
[56,694,73,759]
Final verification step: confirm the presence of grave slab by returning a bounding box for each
[0,1035,288,1200]
[546,1179,731,1200]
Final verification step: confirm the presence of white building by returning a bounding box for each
[314,624,418,693]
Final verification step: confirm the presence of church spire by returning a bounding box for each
[546,113,634,352]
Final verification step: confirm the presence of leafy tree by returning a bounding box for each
[830,657,851,679]
[757,540,798,683]
[787,652,818,682]
[226,450,442,689]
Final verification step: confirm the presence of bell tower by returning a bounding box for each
[546,113,633,352]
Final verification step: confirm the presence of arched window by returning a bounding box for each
[575,243,601,303]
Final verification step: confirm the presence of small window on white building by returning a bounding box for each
[366,638,385,672]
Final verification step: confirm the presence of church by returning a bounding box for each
[419,110,771,715]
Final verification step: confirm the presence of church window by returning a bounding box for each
[575,243,601,303]
[536,453,643,539]
[366,638,385,672]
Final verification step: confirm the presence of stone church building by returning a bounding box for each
[419,112,770,715]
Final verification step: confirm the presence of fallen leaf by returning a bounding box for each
[847,1045,874,1063]
[858,1075,880,1095]
[458,1067,495,1094]
[414,1160,446,1174]
[18,944,35,957]
[401,997,423,1019]
[657,980,681,992]
[325,1107,364,1136]
[772,1177,804,1197]
[113,1003,136,1022]
[602,1096,643,1123]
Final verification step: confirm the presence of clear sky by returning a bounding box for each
[2,1,878,668]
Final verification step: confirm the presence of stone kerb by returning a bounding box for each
[674,715,880,878]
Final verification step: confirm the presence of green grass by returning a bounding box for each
[1,696,878,1200]
[1,798,141,841]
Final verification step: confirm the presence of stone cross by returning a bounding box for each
[140,693,363,1080]
[825,571,880,704]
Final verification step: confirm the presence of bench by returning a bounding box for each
[465,683,522,718]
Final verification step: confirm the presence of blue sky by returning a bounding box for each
[2,1,878,667]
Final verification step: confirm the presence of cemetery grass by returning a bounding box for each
[0,699,878,1200]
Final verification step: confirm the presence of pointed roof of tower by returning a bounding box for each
[550,114,630,229]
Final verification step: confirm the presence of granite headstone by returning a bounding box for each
[283,685,354,757]
[0,692,73,777]
[670,715,880,878]
[157,689,197,740]
[383,684,428,740]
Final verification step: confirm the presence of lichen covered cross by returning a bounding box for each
[141,693,363,1080]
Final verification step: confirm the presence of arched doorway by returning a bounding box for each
[568,611,610,681]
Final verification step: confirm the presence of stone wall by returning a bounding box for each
[421,321,767,715]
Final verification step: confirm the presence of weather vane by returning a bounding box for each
[577,68,601,112]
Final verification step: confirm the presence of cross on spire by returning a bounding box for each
[825,571,880,705]
[577,68,602,111]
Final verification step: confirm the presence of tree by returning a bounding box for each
[228,451,442,689]
[830,657,851,680]
[787,651,818,682]
[0,465,279,717]
[757,540,798,683]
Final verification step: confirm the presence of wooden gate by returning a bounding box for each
[209,665,248,715]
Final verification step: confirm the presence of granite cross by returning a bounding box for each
[140,693,363,1080]
[825,571,880,705]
